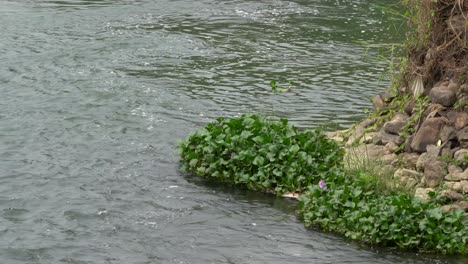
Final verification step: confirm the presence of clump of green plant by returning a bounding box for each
[298,172,468,254]
[178,114,344,194]
[179,114,467,254]
[270,80,293,93]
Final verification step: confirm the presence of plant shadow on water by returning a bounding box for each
[182,172,298,215]
[181,171,467,264]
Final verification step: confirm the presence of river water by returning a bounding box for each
[0,0,466,263]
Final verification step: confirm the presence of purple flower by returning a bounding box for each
[318,180,327,190]
[230,152,237,159]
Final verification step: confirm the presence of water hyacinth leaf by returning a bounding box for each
[253,156,265,166]
[189,159,198,168]
[178,114,467,254]
[426,208,443,220]
[289,144,300,154]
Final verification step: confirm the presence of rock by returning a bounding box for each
[395,168,423,178]
[457,126,468,148]
[447,80,460,93]
[454,112,468,130]
[403,134,414,153]
[415,187,435,201]
[383,120,406,135]
[444,181,468,193]
[379,130,404,145]
[404,99,415,115]
[359,132,377,144]
[444,181,457,191]
[426,144,441,157]
[445,169,468,181]
[446,110,458,124]
[345,119,375,146]
[380,87,395,102]
[381,153,398,165]
[430,85,457,107]
[411,118,445,153]
[325,129,347,143]
[422,104,446,119]
[423,159,446,187]
[454,149,467,163]
[372,95,385,112]
[416,152,430,171]
[404,178,419,189]
[441,204,461,213]
[383,113,409,135]
[462,181,468,193]
[440,145,453,158]
[384,142,399,154]
[440,125,457,143]
[455,201,468,212]
[394,169,422,188]
[439,190,464,201]
[401,153,420,169]
[461,83,468,94]
[448,164,463,174]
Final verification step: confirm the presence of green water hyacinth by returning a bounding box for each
[298,173,468,254]
[179,114,468,254]
[178,114,344,194]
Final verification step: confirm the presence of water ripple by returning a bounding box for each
[1,0,465,263]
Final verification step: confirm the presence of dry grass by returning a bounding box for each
[404,0,467,88]
[344,145,415,194]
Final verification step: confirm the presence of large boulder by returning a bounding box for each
[423,158,446,188]
[410,118,445,153]
[383,142,399,154]
[376,130,404,146]
[383,113,409,135]
[430,85,457,107]
[401,152,420,169]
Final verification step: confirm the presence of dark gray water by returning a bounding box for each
[1,0,466,263]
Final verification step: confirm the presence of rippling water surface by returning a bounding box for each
[0,0,466,263]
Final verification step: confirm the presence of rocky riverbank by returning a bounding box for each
[327,79,467,212]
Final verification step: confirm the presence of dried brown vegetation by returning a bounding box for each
[404,0,467,89]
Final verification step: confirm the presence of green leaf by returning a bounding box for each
[289,144,300,154]
[189,159,198,168]
[253,156,265,166]
[252,136,265,144]
[426,208,443,220]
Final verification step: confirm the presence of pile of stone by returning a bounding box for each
[329,79,467,212]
